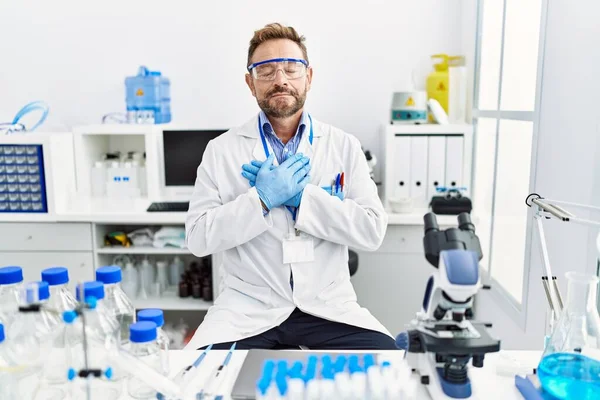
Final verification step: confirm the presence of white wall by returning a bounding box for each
[477,0,600,349]
[0,0,463,179]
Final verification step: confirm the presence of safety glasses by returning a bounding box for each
[247,58,309,81]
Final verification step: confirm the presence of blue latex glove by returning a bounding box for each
[321,186,345,201]
[241,161,273,187]
[242,157,310,208]
[249,154,311,211]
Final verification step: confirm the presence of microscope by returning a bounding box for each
[396,212,501,399]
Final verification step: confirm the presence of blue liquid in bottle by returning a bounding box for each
[538,352,600,399]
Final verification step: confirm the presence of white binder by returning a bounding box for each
[409,136,428,208]
[391,136,411,199]
[444,135,464,189]
[427,136,447,203]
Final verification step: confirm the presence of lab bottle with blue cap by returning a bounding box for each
[127,321,162,399]
[31,281,68,389]
[0,266,24,329]
[41,268,80,385]
[66,281,122,400]
[41,267,78,313]
[96,265,135,345]
[137,308,169,374]
[0,323,17,399]
[1,282,65,400]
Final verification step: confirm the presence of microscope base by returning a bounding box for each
[406,352,475,400]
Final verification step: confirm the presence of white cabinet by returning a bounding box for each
[0,251,94,289]
[0,222,94,289]
[0,222,92,252]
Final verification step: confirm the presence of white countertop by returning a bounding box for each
[116,349,538,400]
[0,197,469,226]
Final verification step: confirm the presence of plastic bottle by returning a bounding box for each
[286,361,305,400]
[95,266,136,346]
[320,369,336,399]
[32,280,67,387]
[138,158,147,197]
[156,261,169,294]
[137,308,169,375]
[121,261,139,300]
[127,321,162,399]
[256,360,277,400]
[169,256,185,286]
[158,72,172,124]
[0,266,24,329]
[105,160,121,199]
[334,355,352,399]
[0,323,17,399]
[91,161,107,197]
[122,161,139,197]
[139,258,155,298]
[125,66,171,124]
[426,54,449,121]
[349,355,367,399]
[3,282,64,399]
[380,361,401,399]
[41,267,79,384]
[67,281,122,399]
[41,267,78,313]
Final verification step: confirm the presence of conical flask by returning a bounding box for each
[538,272,600,399]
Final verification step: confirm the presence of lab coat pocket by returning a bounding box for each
[223,274,273,307]
[318,172,341,188]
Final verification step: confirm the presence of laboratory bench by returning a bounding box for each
[114,349,537,399]
[0,203,477,335]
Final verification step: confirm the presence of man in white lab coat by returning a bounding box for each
[185,23,395,350]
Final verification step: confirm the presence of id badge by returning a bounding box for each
[282,232,314,263]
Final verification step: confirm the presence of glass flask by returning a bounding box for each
[538,272,600,399]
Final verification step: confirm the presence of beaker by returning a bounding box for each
[538,272,600,399]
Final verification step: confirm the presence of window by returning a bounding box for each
[471,118,497,272]
[472,0,545,308]
[490,119,534,300]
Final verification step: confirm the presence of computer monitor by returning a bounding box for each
[158,129,227,200]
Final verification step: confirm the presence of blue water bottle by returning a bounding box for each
[125,66,171,124]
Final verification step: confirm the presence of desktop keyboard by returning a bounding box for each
[147,202,190,212]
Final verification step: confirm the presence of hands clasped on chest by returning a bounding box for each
[241,153,311,211]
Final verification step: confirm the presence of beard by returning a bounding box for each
[258,86,306,118]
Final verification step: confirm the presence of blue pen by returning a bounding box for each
[335,173,341,193]
[197,342,237,400]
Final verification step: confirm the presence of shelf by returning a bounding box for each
[385,123,472,135]
[132,290,212,310]
[97,246,191,255]
[73,124,155,135]
[386,209,479,226]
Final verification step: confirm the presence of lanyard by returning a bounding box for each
[258,113,313,220]
[258,113,313,158]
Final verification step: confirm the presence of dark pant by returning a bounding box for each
[201,308,397,350]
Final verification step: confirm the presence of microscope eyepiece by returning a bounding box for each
[424,213,439,234]
[458,212,475,232]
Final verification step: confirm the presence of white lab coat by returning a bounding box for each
[184,113,391,350]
